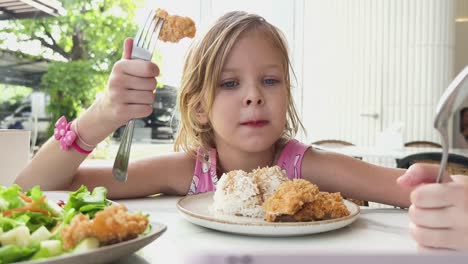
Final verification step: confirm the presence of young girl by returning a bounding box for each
[15,11,467,252]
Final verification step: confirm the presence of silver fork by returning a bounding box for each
[113,10,165,182]
[434,66,468,183]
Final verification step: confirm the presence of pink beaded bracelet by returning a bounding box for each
[72,118,97,149]
[54,116,94,155]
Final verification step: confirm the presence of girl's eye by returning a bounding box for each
[220,80,238,88]
[264,78,279,86]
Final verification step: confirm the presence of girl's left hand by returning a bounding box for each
[398,164,468,252]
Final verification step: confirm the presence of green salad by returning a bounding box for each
[0,185,115,263]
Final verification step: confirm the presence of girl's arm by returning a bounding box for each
[301,148,411,208]
[67,152,195,199]
[15,138,195,199]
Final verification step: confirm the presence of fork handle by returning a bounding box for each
[113,119,136,182]
[436,128,449,183]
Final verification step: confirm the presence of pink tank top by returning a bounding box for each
[187,139,310,195]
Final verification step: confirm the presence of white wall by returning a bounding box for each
[455,0,468,75]
[455,22,468,74]
[301,0,457,146]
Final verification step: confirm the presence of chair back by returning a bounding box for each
[396,152,468,175]
[312,139,355,148]
[404,141,442,148]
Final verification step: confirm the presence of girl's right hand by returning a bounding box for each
[397,164,468,252]
[78,38,160,145]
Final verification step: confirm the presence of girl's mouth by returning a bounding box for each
[241,120,269,127]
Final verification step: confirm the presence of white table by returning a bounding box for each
[112,195,417,264]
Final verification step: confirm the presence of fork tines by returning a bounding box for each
[134,10,165,52]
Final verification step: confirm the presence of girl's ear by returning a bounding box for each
[196,104,209,125]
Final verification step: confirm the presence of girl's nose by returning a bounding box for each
[245,97,263,106]
[243,86,264,107]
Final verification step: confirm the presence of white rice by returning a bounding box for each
[213,166,288,218]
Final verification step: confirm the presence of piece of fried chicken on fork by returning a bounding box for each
[60,204,149,250]
[154,8,196,43]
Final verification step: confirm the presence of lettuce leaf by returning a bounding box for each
[25,186,43,202]
[0,185,25,211]
[63,186,110,218]
[0,217,21,232]
[9,212,58,233]
[0,244,38,264]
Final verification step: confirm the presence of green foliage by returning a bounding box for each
[0,85,33,119]
[2,0,141,137]
[4,0,139,64]
[42,61,107,128]
[0,85,32,105]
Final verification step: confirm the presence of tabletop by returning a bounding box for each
[112,195,417,264]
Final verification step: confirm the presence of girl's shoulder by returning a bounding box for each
[276,139,311,180]
[277,139,311,157]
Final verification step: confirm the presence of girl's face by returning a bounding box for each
[208,30,288,153]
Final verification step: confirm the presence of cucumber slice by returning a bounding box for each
[30,226,51,244]
[41,240,62,256]
[72,237,99,254]
[45,198,65,217]
[31,240,63,260]
[0,226,30,247]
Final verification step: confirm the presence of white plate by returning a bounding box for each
[20,191,167,264]
[177,192,360,236]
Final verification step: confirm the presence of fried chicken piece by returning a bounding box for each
[263,179,350,222]
[60,204,149,250]
[304,192,350,220]
[155,8,196,43]
[263,179,319,221]
[155,8,169,19]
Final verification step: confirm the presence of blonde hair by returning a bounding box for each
[174,11,304,156]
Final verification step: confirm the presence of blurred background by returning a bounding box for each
[1,0,467,162]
